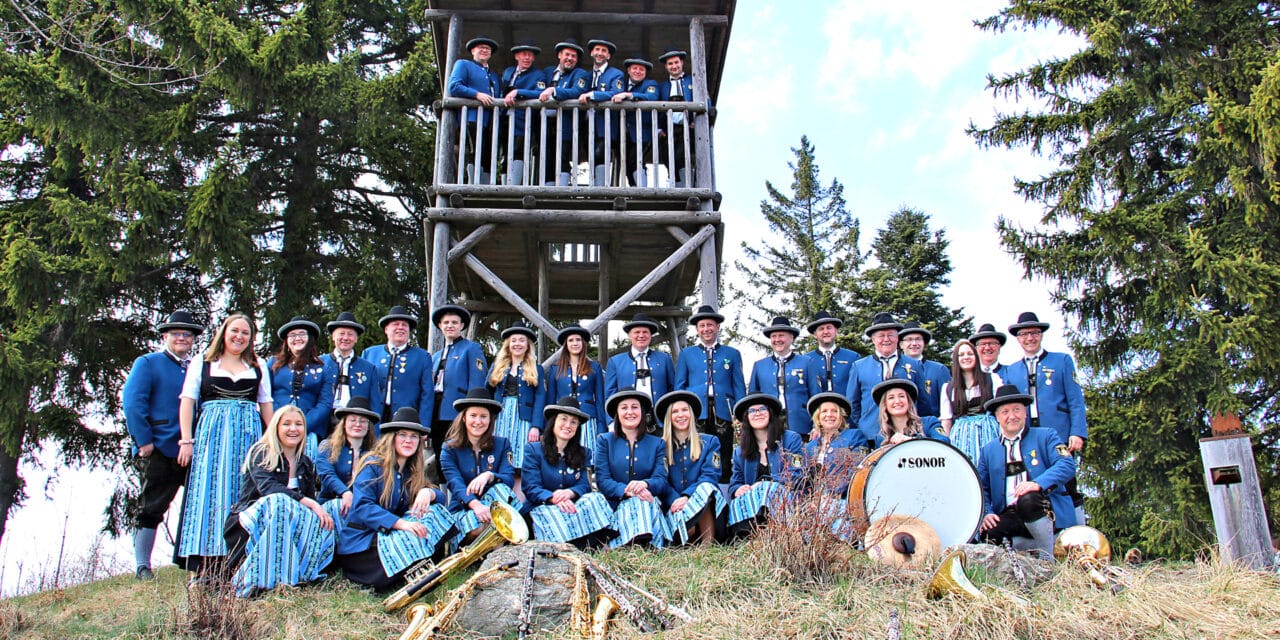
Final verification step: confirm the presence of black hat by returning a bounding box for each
[544,396,591,423]
[658,49,688,62]
[277,316,321,340]
[510,41,541,55]
[864,312,904,338]
[605,387,652,420]
[689,305,724,324]
[431,304,471,329]
[556,322,591,345]
[806,391,851,418]
[806,311,843,334]
[872,378,918,405]
[622,313,660,334]
[326,311,365,335]
[899,321,932,344]
[333,396,379,423]
[984,384,1033,413]
[654,390,702,423]
[379,305,418,330]
[733,393,783,424]
[554,39,584,56]
[969,323,1007,346]
[622,58,652,70]
[586,39,617,55]
[380,407,430,435]
[466,36,499,51]
[762,316,800,338]
[1008,312,1050,336]
[453,387,503,415]
[158,310,204,335]
[501,323,538,342]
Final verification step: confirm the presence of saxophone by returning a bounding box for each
[399,560,519,640]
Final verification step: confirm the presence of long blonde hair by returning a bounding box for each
[205,312,260,367]
[662,401,704,464]
[352,430,435,509]
[488,335,540,387]
[242,405,305,473]
[320,413,378,464]
[878,393,923,445]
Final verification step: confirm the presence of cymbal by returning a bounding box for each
[865,515,942,567]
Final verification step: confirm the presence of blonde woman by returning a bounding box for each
[873,379,949,447]
[175,312,273,581]
[316,396,379,523]
[486,324,545,468]
[658,390,724,545]
[223,406,335,597]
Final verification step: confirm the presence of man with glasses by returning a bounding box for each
[123,310,204,580]
[1001,311,1088,522]
[898,321,951,418]
[844,312,926,443]
[322,311,382,421]
[970,323,1008,378]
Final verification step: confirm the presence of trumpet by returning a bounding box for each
[384,500,529,612]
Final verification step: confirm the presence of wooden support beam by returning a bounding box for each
[422,10,729,26]
[597,244,612,370]
[666,226,691,243]
[427,221,451,351]
[700,226,720,307]
[436,16,462,185]
[466,300,691,316]
[441,97,708,114]
[666,317,685,352]
[537,243,550,362]
[690,18,716,191]
[583,224,716,336]
[461,253,558,340]
[428,208,720,225]
[446,223,497,264]
[431,184,716,201]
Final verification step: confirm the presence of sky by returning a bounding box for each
[0,1,1088,593]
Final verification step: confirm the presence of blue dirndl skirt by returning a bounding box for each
[451,483,523,544]
[578,418,600,462]
[494,396,530,468]
[609,496,673,549]
[375,504,457,577]
[231,493,335,597]
[178,399,261,560]
[530,491,614,543]
[667,481,726,544]
[729,480,785,526]
[949,413,999,464]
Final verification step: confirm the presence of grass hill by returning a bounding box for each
[3,541,1280,639]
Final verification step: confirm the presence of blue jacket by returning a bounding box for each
[122,351,187,457]
[584,66,626,138]
[870,416,951,448]
[803,428,869,495]
[448,59,499,125]
[361,344,435,422]
[338,457,447,555]
[315,441,361,501]
[439,437,517,511]
[432,339,488,423]
[520,443,592,508]
[662,433,722,507]
[748,354,821,435]
[543,65,590,101]
[616,79,660,143]
[592,432,669,508]
[605,350,675,400]
[320,353,383,424]
[267,358,334,438]
[729,430,806,497]
[845,353,926,442]
[500,66,547,137]
[977,427,1078,528]
[674,343,746,422]
[915,359,952,418]
[545,361,607,427]
[488,364,547,429]
[1002,351,1088,442]
[805,347,859,395]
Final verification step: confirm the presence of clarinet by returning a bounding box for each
[517,546,538,639]
[584,557,654,633]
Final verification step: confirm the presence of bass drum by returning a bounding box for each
[846,438,982,548]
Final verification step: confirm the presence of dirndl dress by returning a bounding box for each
[376,504,458,577]
[949,397,1000,464]
[177,364,264,565]
[451,483,523,543]
[610,496,673,549]
[530,492,614,543]
[667,481,725,544]
[494,394,530,468]
[729,480,785,526]
[231,493,335,597]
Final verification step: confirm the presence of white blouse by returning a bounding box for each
[938,373,1003,421]
[180,351,272,403]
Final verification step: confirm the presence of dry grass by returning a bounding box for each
[6,545,1280,639]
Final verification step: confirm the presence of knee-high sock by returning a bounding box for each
[134,527,157,569]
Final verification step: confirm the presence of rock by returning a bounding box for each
[949,543,1056,589]
[452,541,585,637]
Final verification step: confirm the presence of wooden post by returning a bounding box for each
[446,223,497,264]
[689,18,715,191]
[584,225,716,335]
[597,244,611,369]
[537,243,550,360]
[699,228,719,307]
[461,253,558,338]
[427,222,451,351]
[1199,433,1274,570]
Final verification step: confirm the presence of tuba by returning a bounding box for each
[383,500,529,612]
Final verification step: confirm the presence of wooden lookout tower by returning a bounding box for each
[422,1,734,360]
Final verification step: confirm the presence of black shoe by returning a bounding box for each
[136,566,154,580]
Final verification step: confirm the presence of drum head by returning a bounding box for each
[861,439,981,548]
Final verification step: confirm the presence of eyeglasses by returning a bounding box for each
[393,431,422,441]
[746,406,769,416]
[287,330,310,339]
[168,331,194,339]
[1018,330,1043,338]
